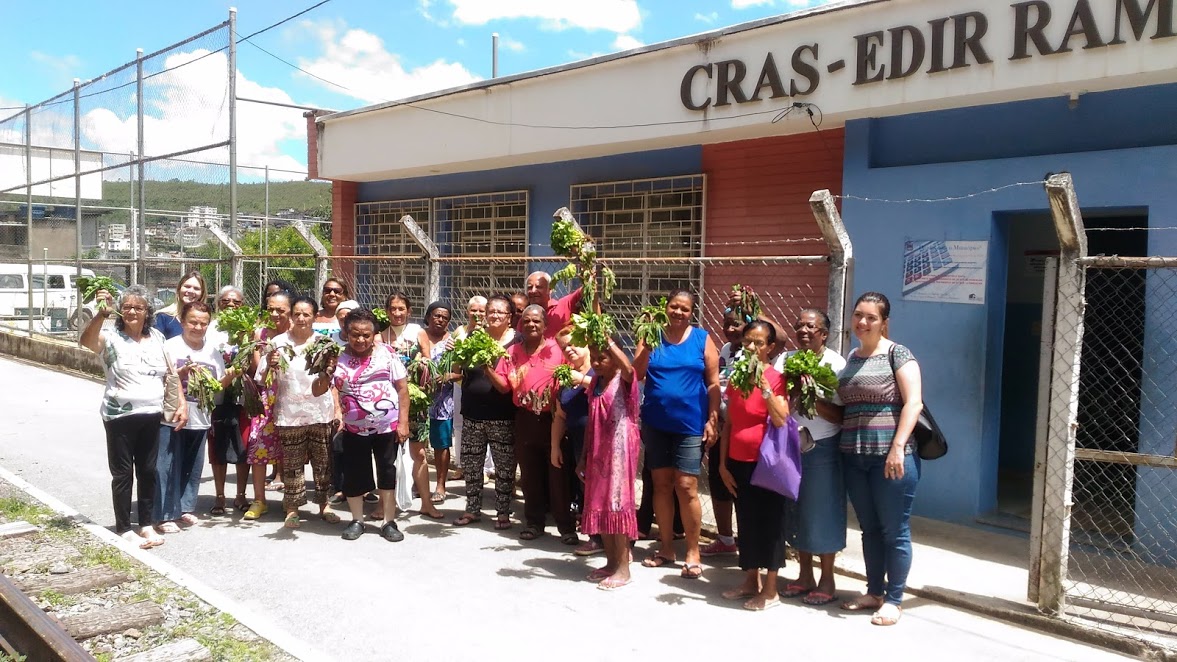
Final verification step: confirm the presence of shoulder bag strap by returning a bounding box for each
[887,343,904,405]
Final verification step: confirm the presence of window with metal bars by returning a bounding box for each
[353,198,431,310]
[432,191,528,307]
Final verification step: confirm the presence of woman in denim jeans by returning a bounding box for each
[837,292,923,626]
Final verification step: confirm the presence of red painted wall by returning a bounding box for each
[331,180,358,286]
[701,130,844,340]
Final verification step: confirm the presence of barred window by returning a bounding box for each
[570,175,704,323]
[353,198,431,311]
[433,191,528,311]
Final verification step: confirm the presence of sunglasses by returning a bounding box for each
[323,287,345,294]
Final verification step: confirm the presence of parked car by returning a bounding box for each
[0,263,95,332]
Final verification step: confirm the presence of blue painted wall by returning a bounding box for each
[357,146,704,255]
[842,82,1177,536]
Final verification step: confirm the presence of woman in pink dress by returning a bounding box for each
[579,336,639,591]
[243,290,291,520]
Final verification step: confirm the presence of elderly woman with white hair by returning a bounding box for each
[80,285,183,549]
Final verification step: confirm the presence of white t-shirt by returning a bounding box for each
[206,318,231,354]
[98,327,170,421]
[774,346,846,441]
[267,332,336,427]
[163,334,227,430]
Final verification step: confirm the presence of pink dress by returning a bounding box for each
[247,329,282,466]
[580,374,640,539]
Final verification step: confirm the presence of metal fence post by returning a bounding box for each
[291,219,329,295]
[1037,173,1088,616]
[25,105,34,334]
[400,215,439,304]
[1028,256,1059,603]
[205,225,243,289]
[135,48,145,286]
[809,189,853,354]
[228,7,238,241]
[73,78,82,286]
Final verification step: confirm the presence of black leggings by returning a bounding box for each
[730,459,788,572]
[103,412,161,534]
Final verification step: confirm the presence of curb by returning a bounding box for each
[0,463,329,662]
[830,560,1175,662]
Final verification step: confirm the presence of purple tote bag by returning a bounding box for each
[750,415,803,500]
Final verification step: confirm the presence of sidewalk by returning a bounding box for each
[834,515,1177,661]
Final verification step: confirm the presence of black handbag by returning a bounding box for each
[888,345,948,460]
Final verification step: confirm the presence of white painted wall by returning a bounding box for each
[319,0,1177,181]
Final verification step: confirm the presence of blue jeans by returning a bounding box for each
[155,426,207,523]
[843,452,920,605]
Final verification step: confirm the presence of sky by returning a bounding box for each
[0,0,837,181]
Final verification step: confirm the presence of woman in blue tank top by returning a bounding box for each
[633,290,721,579]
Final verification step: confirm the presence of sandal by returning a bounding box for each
[803,591,838,606]
[841,594,884,612]
[420,510,446,520]
[871,603,902,626]
[519,526,544,541]
[430,492,446,504]
[210,495,226,517]
[156,521,181,534]
[560,533,580,545]
[597,576,633,591]
[266,481,285,492]
[453,513,482,527]
[494,516,512,531]
[320,511,341,524]
[680,563,704,579]
[781,583,814,599]
[233,494,249,512]
[586,567,612,582]
[641,554,676,569]
[178,513,199,526]
[284,512,301,529]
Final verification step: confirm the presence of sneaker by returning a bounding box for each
[700,539,738,556]
[574,539,604,556]
[243,500,268,521]
[342,520,365,540]
[363,492,379,504]
[380,521,405,542]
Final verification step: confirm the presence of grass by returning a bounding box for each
[76,543,135,573]
[40,589,75,608]
[0,496,54,524]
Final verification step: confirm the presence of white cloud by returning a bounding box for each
[297,20,480,105]
[499,36,526,52]
[732,0,774,7]
[732,0,834,8]
[447,0,641,33]
[694,12,719,23]
[612,34,644,50]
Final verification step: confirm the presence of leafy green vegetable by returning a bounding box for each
[783,349,840,419]
[728,351,764,398]
[76,276,119,313]
[551,263,579,289]
[262,343,296,387]
[550,219,586,257]
[186,364,223,413]
[601,266,616,300]
[304,334,341,376]
[554,364,576,389]
[731,284,762,323]
[569,312,615,350]
[633,297,669,348]
[443,328,507,369]
[372,307,390,331]
[408,382,432,418]
[216,305,273,347]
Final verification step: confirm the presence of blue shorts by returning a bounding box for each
[641,424,703,475]
[429,418,454,451]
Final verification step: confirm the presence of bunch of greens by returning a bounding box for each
[443,328,507,369]
[304,334,341,377]
[408,354,443,391]
[76,276,119,313]
[633,297,670,348]
[408,382,432,419]
[550,219,587,257]
[554,364,577,389]
[569,312,615,350]
[728,351,765,398]
[186,364,223,413]
[783,349,840,419]
[261,344,296,387]
[372,307,390,332]
[216,305,273,347]
[731,284,762,323]
[549,216,616,311]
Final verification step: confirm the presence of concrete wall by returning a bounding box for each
[841,82,1177,529]
[0,330,103,380]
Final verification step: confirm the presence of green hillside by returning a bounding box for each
[99,179,331,217]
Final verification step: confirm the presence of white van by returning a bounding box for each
[0,263,95,331]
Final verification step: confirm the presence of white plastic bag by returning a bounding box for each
[395,441,412,511]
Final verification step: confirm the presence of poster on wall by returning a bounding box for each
[901,240,988,305]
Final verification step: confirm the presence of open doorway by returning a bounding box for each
[992,213,1148,532]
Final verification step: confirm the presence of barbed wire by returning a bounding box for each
[833,180,1046,204]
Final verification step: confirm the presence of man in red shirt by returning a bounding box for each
[524,271,582,339]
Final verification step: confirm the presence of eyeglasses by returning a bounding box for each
[219,298,242,305]
[121,305,146,313]
[486,310,509,317]
[323,287,344,294]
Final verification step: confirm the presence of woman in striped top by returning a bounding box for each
[836,292,923,627]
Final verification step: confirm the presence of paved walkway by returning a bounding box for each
[0,356,1132,661]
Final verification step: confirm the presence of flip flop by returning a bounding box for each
[744,596,781,611]
[680,563,704,579]
[320,511,341,524]
[453,513,482,527]
[420,510,446,520]
[430,492,446,504]
[722,588,758,601]
[842,595,885,612]
[641,554,676,569]
[284,512,301,529]
[597,576,633,591]
[803,591,837,606]
[781,583,814,598]
[871,604,902,626]
[494,517,512,531]
[586,568,612,582]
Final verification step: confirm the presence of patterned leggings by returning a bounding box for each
[277,423,334,511]
[461,418,516,518]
